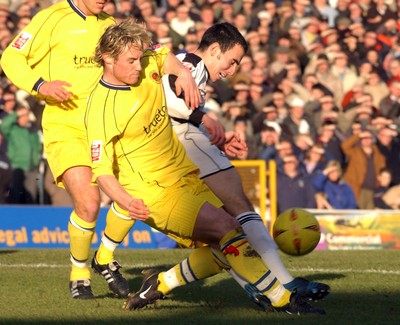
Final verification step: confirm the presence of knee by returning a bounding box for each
[75,199,100,222]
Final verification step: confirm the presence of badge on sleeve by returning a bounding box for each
[12,32,32,50]
[91,140,102,163]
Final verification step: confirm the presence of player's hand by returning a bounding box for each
[39,80,73,103]
[202,114,226,147]
[175,69,201,110]
[222,131,248,157]
[127,198,149,221]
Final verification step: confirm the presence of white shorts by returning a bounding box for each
[173,122,233,179]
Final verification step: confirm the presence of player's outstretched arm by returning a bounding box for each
[97,175,149,221]
[163,52,201,109]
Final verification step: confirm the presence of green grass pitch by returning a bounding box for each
[0,249,399,325]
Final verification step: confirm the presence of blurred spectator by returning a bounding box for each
[170,4,195,37]
[103,0,117,15]
[339,93,378,135]
[359,30,390,65]
[312,0,338,27]
[373,167,393,209]
[283,0,313,32]
[316,120,345,167]
[362,68,390,108]
[300,16,321,51]
[341,129,386,209]
[304,53,343,107]
[241,0,257,29]
[252,50,269,76]
[330,51,358,96]
[233,12,248,37]
[270,89,289,123]
[313,160,358,209]
[269,45,291,80]
[255,125,280,162]
[385,57,400,85]
[229,54,252,85]
[0,106,42,204]
[375,125,400,185]
[344,1,365,25]
[300,143,329,177]
[264,139,294,170]
[0,131,11,204]
[249,66,272,94]
[378,79,400,126]
[373,167,399,209]
[203,83,222,117]
[252,105,282,135]
[0,90,17,121]
[199,4,216,30]
[365,0,396,31]
[281,97,317,141]
[276,153,316,214]
[308,94,339,130]
[230,116,256,160]
[220,0,234,24]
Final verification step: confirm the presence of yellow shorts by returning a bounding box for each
[115,173,223,243]
[42,102,91,187]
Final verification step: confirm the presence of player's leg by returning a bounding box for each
[62,165,100,299]
[123,245,228,310]
[182,127,329,301]
[91,203,132,297]
[203,168,329,301]
[125,178,324,314]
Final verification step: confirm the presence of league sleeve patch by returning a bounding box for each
[11,31,32,50]
[150,44,163,51]
[91,140,102,163]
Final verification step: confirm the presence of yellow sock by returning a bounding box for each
[96,204,135,265]
[157,246,226,295]
[68,211,96,281]
[220,227,291,307]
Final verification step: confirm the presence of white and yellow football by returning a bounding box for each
[272,208,321,256]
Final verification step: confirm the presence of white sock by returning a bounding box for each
[236,212,294,284]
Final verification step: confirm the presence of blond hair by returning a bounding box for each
[94,19,152,66]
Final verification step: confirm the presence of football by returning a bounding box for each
[272,208,321,256]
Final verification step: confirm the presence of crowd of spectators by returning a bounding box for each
[1,0,400,212]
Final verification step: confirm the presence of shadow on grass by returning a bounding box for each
[0,249,19,255]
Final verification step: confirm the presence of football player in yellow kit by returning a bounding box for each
[85,19,325,315]
[1,0,200,299]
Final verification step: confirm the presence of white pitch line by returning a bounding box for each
[0,264,399,275]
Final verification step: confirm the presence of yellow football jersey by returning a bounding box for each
[85,46,199,203]
[1,0,115,180]
[1,0,114,102]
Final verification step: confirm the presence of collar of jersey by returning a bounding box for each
[68,0,92,20]
[100,78,131,91]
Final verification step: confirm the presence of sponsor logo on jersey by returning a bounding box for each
[150,70,161,83]
[91,140,102,162]
[143,105,167,136]
[12,32,32,50]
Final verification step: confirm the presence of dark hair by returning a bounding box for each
[198,23,248,54]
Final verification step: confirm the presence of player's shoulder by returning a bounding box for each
[178,52,202,68]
